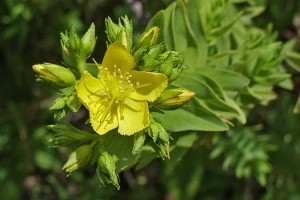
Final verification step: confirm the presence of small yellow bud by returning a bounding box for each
[33,63,76,87]
[156,88,195,110]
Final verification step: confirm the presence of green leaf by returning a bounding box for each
[159,1,208,69]
[195,68,250,98]
[209,11,243,40]
[174,73,246,123]
[99,131,140,173]
[240,85,277,105]
[154,99,229,132]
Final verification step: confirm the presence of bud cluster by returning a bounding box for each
[61,23,96,76]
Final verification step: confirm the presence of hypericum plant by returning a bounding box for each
[33,16,194,188]
[33,0,298,191]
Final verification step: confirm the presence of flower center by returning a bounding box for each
[90,64,140,123]
[97,65,139,103]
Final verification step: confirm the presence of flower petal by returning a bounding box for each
[76,71,103,108]
[102,43,136,72]
[117,98,149,135]
[76,71,118,135]
[90,109,118,135]
[128,71,168,102]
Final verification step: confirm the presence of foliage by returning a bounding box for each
[1,0,300,199]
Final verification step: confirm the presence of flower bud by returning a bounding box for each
[156,88,195,110]
[97,152,120,189]
[138,44,164,71]
[168,65,186,82]
[48,124,96,148]
[158,52,173,77]
[105,17,123,43]
[135,26,160,49]
[33,63,76,87]
[61,43,78,69]
[63,144,94,173]
[81,23,96,57]
[105,16,133,52]
[69,27,81,52]
[60,25,96,75]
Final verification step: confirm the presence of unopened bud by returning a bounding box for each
[158,53,173,77]
[61,43,78,69]
[81,23,96,57]
[33,63,76,87]
[135,26,160,49]
[168,65,186,82]
[156,88,195,110]
[48,124,96,148]
[69,27,81,51]
[105,16,133,52]
[105,17,123,43]
[63,144,94,173]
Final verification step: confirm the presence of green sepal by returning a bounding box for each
[50,98,66,110]
[132,131,146,155]
[63,143,96,174]
[81,23,96,57]
[66,93,81,113]
[97,152,120,189]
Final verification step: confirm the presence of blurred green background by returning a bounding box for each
[0,0,300,199]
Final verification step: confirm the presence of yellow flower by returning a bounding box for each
[77,43,168,135]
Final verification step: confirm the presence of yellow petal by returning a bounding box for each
[102,43,136,72]
[128,71,168,102]
[76,71,103,108]
[117,98,149,135]
[76,71,118,135]
[90,108,118,135]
